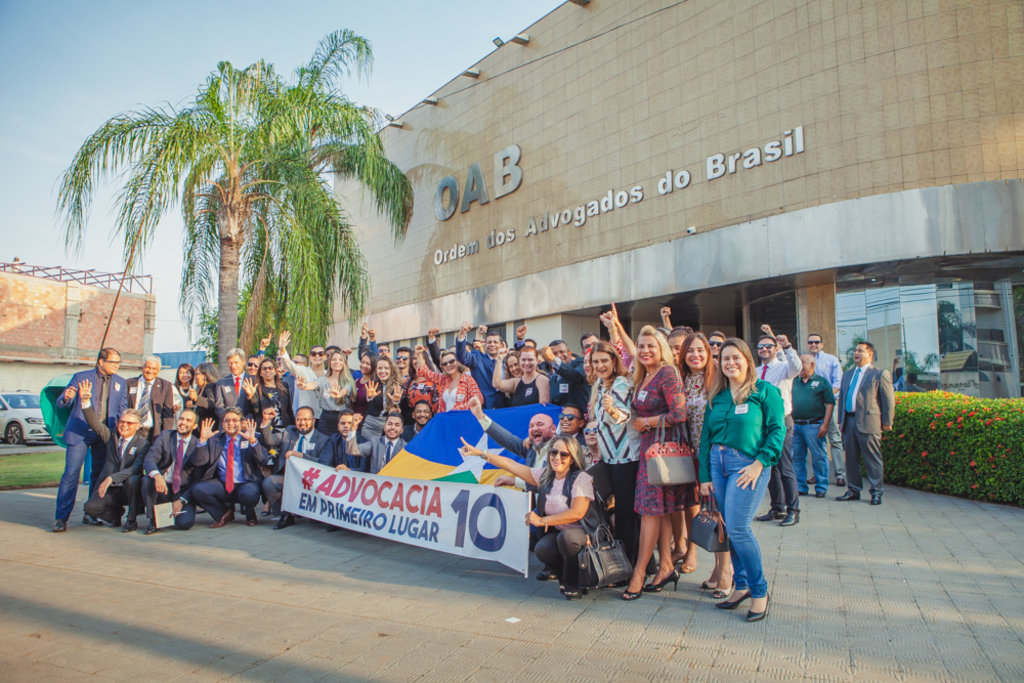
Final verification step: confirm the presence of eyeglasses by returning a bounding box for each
[757,344,775,350]
[584,427,597,435]
[118,420,139,426]
[247,362,259,367]
[100,358,121,365]
[558,413,581,421]
[311,351,326,356]
[549,450,571,460]
[708,341,723,347]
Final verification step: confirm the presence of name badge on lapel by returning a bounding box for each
[114,382,122,392]
[735,404,749,415]
[129,386,138,395]
[638,390,648,401]
[559,383,569,394]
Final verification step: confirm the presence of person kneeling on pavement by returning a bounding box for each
[190,409,269,528]
[140,408,201,534]
[460,434,596,600]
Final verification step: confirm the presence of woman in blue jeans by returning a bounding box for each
[697,338,785,622]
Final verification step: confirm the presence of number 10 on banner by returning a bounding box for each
[450,490,508,552]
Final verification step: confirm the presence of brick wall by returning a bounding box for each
[0,271,151,365]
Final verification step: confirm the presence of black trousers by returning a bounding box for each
[83,475,141,524]
[766,415,799,512]
[608,461,641,566]
[534,527,589,587]
[140,476,196,530]
[190,479,260,521]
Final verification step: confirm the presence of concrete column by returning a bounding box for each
[797,280,838,356]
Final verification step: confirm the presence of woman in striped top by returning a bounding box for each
[588,341,640,568]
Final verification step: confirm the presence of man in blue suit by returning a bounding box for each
[53,347,129,532]
[190,408,269,528]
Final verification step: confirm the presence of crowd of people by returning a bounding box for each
[52,305,896,622]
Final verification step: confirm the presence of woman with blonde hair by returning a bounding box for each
[698,338,784,622]
[622,326,689,600]
[309,351,356,437]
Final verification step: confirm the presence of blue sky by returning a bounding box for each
[0,0,561,351]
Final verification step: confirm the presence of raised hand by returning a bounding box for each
[352,412,364,429]
[776,333,790,348]
[364,380,380,400]
[460,321,473,337]
[660,306,672,327]
[459,436,483,458]
[476,324,488,339]
[63,384,79,402]
[241,378,257,399]
[78,379,93,402]
[515,324,527,340]
[388,385,403,404]
[760,323,774,337]
[427,327,440,340]
[468,395,484,420]
[278,330,291,350]
[294,376,309,391]
[259,335,271,351]
[540,346,556,362]
[602,393,616,414]
[199,418,218,443]
[341,347,352,357]
[368,327,376,341]
[361,321,369,339]
[241,418,258,442]
[189,388,198,402]
[600,311,615,330]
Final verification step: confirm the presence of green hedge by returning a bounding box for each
[881,391,1024,506]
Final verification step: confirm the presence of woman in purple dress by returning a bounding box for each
[622,325,689,600]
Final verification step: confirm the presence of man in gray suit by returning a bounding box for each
[214,348,248,420]
[348,412,406,474]
[836,341,895,505]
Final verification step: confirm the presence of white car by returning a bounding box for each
[1,392,52,444]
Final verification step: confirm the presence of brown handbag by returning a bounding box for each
[644,415,696,485]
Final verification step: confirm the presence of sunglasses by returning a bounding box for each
[247,362,259,367]
[441,359,457,367]
[549,450,571,460]
[311,351,326,356]
[584,427,597,435]
[757,344,775,350]
[708,341,723,347]
[558,413,581,421]
[807,340,822,344]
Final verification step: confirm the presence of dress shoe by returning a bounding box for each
[210,510,235,528]
[779,510,799,527]
[144,524,158,535]
[835,477,846,488]
[122,519,138,533]
[835,490,860,501]
[746,594,770,622]
[536,569,555,581]
[273,512,295,530]
[755,509,785,522]
[807,476,817,485]
[815,491,826,498]
[82,514,103,526]
[643,570,680,593]
[715,590,751,610]
[798,491,809,496]
[870,493,883,506]
[53,520,67,533]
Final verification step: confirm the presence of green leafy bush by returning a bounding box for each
[881,391,1024,506]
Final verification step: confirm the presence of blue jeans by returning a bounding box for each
[792,422,829,495]
[710,444,772,599]
[55,440,105,522]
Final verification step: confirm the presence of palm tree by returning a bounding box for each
[58,30,412,368]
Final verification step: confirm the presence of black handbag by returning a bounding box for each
[577,513,633,588]
[690,495,730,553]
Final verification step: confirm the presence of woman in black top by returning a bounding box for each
[240,358,294,428]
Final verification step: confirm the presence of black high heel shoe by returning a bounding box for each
[715,589,751,610]
[746,594,770,622]
[643,570,680,593]
[622,582,644,601]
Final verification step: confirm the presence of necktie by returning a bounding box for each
[99,374,111,422]
[234,375,240,396]
[760,365,768,380]
[138,381,152,426]
[297,434,306,455]
[118,438,127,464]
[225,437,236,493]
[385,440,393,465]
[846,367,862,413]
[173,437,184,494]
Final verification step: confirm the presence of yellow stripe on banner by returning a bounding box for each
[379,450,455,480]
[380,450,525,488]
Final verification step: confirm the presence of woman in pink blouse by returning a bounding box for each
[461,434,595,600]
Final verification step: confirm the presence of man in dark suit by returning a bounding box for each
[140,409,201,534]
[348,412,406,474]
[77,379,150,531]
[214,347,248,420]
[836,341,895,505]
[127,355,175,442]
[190,408,269,527]
[53,347,130,532]
[264,406,330,529]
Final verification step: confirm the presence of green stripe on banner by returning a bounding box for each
[432,470,480,484]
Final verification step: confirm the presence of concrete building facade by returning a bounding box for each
[333,0,1024,398]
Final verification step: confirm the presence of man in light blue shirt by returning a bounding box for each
[806,333,846,488]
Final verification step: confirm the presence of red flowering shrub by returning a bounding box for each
[881,391,1024,506]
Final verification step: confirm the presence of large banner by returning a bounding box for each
[282,457,531,575]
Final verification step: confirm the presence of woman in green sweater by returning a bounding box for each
[698,338,785,622]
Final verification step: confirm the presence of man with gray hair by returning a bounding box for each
[215,347,248,420]
[127,355,175,442]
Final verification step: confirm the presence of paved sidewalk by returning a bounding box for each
[1,484,1022,681]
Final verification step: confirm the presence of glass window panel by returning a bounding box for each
[836,290,866,371]
[897,285,940,391]
[864,287,900,377]
[937,282,980,396]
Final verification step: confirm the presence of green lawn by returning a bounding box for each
[0,451,66,489]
